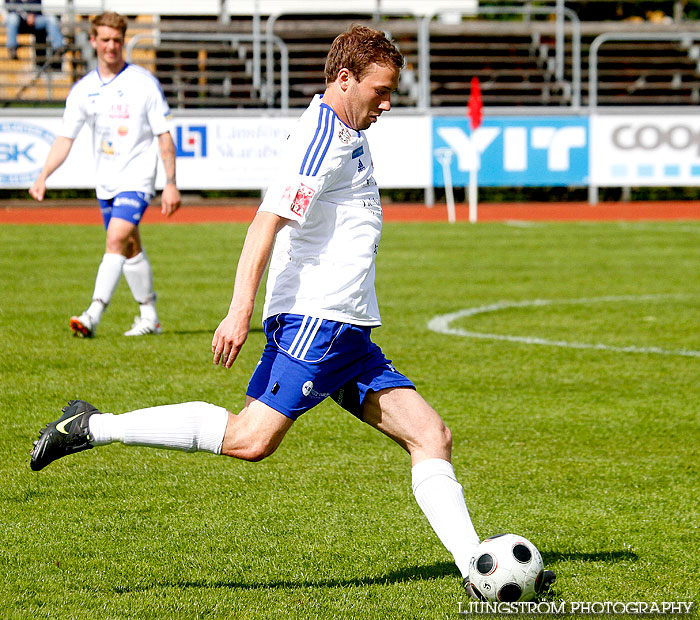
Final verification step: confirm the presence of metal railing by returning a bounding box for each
[262,4,581,110]
[418,4,581,110]
[12,3,700,112]
[588,31,700,109]
[125,31,289,110]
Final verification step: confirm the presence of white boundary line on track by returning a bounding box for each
[427,294,700,358]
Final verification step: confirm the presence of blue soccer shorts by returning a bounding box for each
[246,313,415,421]
[98,191,152,229]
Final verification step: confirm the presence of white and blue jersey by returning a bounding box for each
[60,63,172,200]
[259,94,382,327]
[249,95,415,420]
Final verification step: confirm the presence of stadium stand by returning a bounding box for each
[2,0,700,109]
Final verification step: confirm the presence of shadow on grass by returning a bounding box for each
[112,552,640,594]
[113,561,457,593]
[542,550,638,564]
[539,551,638,602]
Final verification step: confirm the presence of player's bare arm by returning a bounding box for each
[212,211,290,368]
[28,136,74,201]
[157,132,181,216]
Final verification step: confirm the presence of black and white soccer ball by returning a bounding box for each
[468,534,545,602]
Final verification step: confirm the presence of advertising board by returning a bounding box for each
[432,116,589,187]
[590,114,700,187]
[0,114,429,191]
[3,111,700,192]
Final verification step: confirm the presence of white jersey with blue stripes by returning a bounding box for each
[60,63,172,199]
[259,94,382,327]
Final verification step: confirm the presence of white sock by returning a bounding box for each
[412,458,481,578]
[88,401,229,454]
[123,250,158,322]
[87,253,126,323]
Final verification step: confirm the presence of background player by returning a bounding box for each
[28,11,180,337]
[30,25,553,597]
[5,0,65,61]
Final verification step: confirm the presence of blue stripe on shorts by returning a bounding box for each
[246,313,414,420]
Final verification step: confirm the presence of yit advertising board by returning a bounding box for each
[432,116,589,187]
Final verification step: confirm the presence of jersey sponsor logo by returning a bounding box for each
[284,183,315,218]
[117,126,128,136]
[109,103,130,119]
[361,197,380,208]
[338,126,351,144]
[351,145,364,159]
[357,158,366,172]
[301,380,329,400]
[113,196,142,208]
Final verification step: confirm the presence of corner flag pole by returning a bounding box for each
[467,77,482,223]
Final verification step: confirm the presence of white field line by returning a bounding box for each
[427,294,700,358]
[504,220,541,228]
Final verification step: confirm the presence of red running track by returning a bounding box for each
[1,201,699,224]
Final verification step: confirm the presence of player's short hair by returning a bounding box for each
[90,12,128,38]
[325,25,404,85]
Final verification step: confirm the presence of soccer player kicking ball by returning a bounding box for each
[29,12,181,338]
[30,26,553,598]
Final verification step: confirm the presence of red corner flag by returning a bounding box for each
[468,77,483,130]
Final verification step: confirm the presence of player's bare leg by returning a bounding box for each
[220,397,295,462]
[361,387,451,464]
[362,387,480,579]
[105,217,141,257]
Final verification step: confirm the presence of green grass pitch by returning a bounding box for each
[1,220,699,619]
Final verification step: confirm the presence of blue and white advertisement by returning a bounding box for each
[432,116,589,187]
[0,121,57,186]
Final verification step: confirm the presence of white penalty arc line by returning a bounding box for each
[427,294,700,358]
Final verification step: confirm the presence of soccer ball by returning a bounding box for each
[468,533,545,602]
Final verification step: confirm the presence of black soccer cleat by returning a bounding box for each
[463,578,480,600]
[30,400,101,471]
[539,569,557,593]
